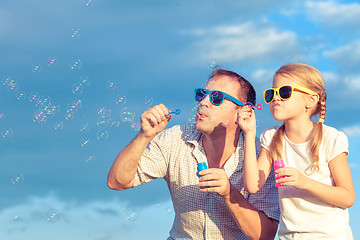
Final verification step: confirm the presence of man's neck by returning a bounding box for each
[202,127,240,169]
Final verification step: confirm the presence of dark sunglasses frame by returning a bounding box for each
[194,88,244,106]
[263,85,317,104]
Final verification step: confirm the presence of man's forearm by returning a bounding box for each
[107,132,151,190]
[223,185,278,240]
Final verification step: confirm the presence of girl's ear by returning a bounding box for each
[306,93,320,109]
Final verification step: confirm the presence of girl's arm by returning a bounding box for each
[237,107,273,194]
[276,152,355,208]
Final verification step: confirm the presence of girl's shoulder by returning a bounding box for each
[322,124,347,139]
[260,126,281,146]
[261,126,280,136]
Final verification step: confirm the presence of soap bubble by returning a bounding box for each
[85,0,94,6]
[46,209,60,223]
[38,95,51,107]
[11,174,24,184]
[16,91,26,101]
[65,111,75,120]
[81,138,91,148]
[49,102,61,114]
[120,108,135,122]
[70,59,82,71]
[33,111,48,124]
[165,208,174,215]
[221,120,231,128]
[79,76,90,87]
[4,77,18,92]
[31,64,42,73]
[29,91,40,103]
[9,214,22,223]
[106,80,117,90]
[72,99,83,109]
[71,27,80,38]
[72,83,83,94]
[108,118,119,128]
[144,96,153,105]
[1,128,13,138]
[80,122,90,133]
[54,122,64,131]
[126,208,139,222]
[115,95,126,105]
[97,107,111,117]
[48,57,57,67]
[85,154,96,163]
[96,129,108,141]
[96,116,108,128]
[131,122,141,131]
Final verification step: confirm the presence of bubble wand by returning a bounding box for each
[168,109,181,115]
[245,103,263,110]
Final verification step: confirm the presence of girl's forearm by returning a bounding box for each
[243,133,262,193]
[302,177,355,209]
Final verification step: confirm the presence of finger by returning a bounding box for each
[157,104,170,118]
[141,112,159,126]
[150,105,167,123]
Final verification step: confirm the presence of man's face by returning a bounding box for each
[195,75,242,136]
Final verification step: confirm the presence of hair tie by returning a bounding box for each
[318,118,324,123]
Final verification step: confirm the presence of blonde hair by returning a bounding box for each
[269,63,327,171]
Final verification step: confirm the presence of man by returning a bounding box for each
[107,68,279,239]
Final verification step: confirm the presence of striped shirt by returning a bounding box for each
[134,124,279,240]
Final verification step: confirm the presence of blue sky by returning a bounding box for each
[0,0,359,239]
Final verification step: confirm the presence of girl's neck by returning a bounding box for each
[284,119,316,144]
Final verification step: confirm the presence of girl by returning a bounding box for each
[238,63,355,239]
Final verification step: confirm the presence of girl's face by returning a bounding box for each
[270,74,308,121]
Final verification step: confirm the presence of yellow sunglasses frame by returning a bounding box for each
[263,85,317,104]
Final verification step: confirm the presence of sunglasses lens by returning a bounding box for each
[279,86,292,99]
[264,89,275,103]
[211,91,224,105]
[195,89,207,102]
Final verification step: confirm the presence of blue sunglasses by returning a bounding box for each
[194,88,244,106]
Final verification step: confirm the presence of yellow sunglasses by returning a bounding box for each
[263,85,317,104]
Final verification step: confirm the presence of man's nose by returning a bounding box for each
[199,93,211,106]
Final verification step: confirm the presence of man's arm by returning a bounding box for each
[199,169,278,240]
[224,185,278,240]
[107,104,171,190]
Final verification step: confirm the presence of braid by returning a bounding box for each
[269,123,285,161]
[318,91,326,123]
[310,91,327,171]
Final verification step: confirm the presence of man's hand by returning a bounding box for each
[140,104,171,139]
[198,168,231,199]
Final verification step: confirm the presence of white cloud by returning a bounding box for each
[305,0,360,28]
[322,71,338,85]
[0,193,174,240]
[341,125,360,137]
[323,40,360,72]
[183,22,298,63]
[344,75,360,91]
[251,68,275,83]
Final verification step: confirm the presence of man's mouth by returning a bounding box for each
[196,111,208,119]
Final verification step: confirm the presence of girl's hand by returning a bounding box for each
[236,106,256,134]
[198,168,231,198]
[275,167,309,189]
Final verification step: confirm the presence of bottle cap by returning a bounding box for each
[197,162,208,172]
